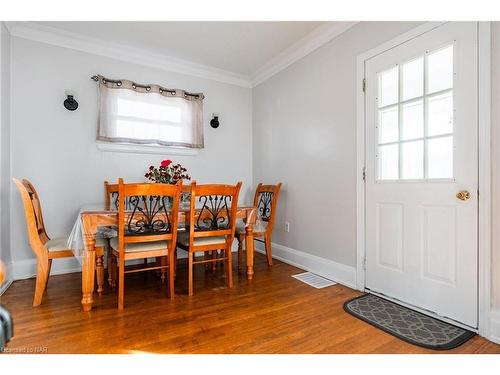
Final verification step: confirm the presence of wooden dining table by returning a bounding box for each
[78,205,257,312]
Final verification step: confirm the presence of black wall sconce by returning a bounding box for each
[64,91,78,111]
[210,113,220,128]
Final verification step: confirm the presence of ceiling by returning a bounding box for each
[35,21,326,77]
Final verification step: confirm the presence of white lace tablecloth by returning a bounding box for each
[66,205,115,264]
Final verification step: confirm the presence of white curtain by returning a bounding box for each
[95,75,204,148]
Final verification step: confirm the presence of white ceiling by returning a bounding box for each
[35,21,325,77]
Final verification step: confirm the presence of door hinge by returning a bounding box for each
[362,167,366,181]
[362,78,366,93]
[362,255,367,270]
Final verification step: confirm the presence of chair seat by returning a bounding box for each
[45,237,73,252]
[46,237,106,252]
[109,237,169,253]
[177,232,226,247]
[235,222,266,236]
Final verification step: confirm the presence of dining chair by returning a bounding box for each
[105,180,165,289]
[176,181,242,296]
[110,178,182,309]
[237,183,282,269]
[12,178,106,306]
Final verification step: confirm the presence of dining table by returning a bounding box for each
[69,204,258,312]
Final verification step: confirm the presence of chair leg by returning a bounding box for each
[118,258,125,310]
[45,259,52,291]
[226,246,233,288]
[160,256,167,283]
[173,248,177,279]
[204,251,210,271]
[109,253,117,289]
[168,252,175,300]
[188,252,194,296]
[212,251,217,272]
[33,258,50,307]
[107,250,112,286]
[265,235,273,267]
[237,235,243,271]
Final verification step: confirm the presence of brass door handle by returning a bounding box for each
[456,191,471,201]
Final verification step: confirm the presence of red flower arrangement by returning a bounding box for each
[145,159,191,185]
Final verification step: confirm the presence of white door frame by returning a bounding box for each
[356,22,491,337]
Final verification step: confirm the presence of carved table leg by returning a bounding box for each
[245,224,254,280]
[82,237,96,312]
[95,251,104,295]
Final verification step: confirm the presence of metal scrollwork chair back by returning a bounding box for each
[124,195,173,236]
[189,182,242,237]
[195,194,232,231]
[117,180,182,240]
[254,183,282,236]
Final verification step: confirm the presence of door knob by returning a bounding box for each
[456,191,471,201]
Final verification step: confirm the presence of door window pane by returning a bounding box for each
[378,106,399,144]
[428,91,453,136]
[427,45,453,94]
[378,66,398,107]
[375,44,454,181]
[427,136,453,179]
[401,100,424,140]
[378,144,399,180]
[401,57,423,101]
[401,140,424,180]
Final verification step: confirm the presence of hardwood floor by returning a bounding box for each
[1,253,499,354]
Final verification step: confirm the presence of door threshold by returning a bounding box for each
[366,288,478,333]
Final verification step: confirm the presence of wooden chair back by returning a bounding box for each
[104,181,119,210]
[187,181,242,247]
[13,178,50,257]
[116,179,182,259]
[253,183,282,235]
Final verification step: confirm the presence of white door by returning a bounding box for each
[365,22,478,328]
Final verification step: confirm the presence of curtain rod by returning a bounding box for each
[90,75,203,99]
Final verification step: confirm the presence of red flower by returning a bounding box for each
[160,159,172,168]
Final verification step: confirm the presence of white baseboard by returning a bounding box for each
[489,310,500,344]
[256,242,357,289]
[12,257,82,281]
[0,261,13,296]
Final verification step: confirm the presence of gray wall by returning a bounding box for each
[9,36,253,267]
[491,22,500,310]
[0,23,11,271]
[252,22,422,267]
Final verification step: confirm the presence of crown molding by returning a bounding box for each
[5,21,359,89]
[4,21,253,88]
[252,21,358,87]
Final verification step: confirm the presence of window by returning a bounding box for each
[95,75,204,150]
[376,45,454,181]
